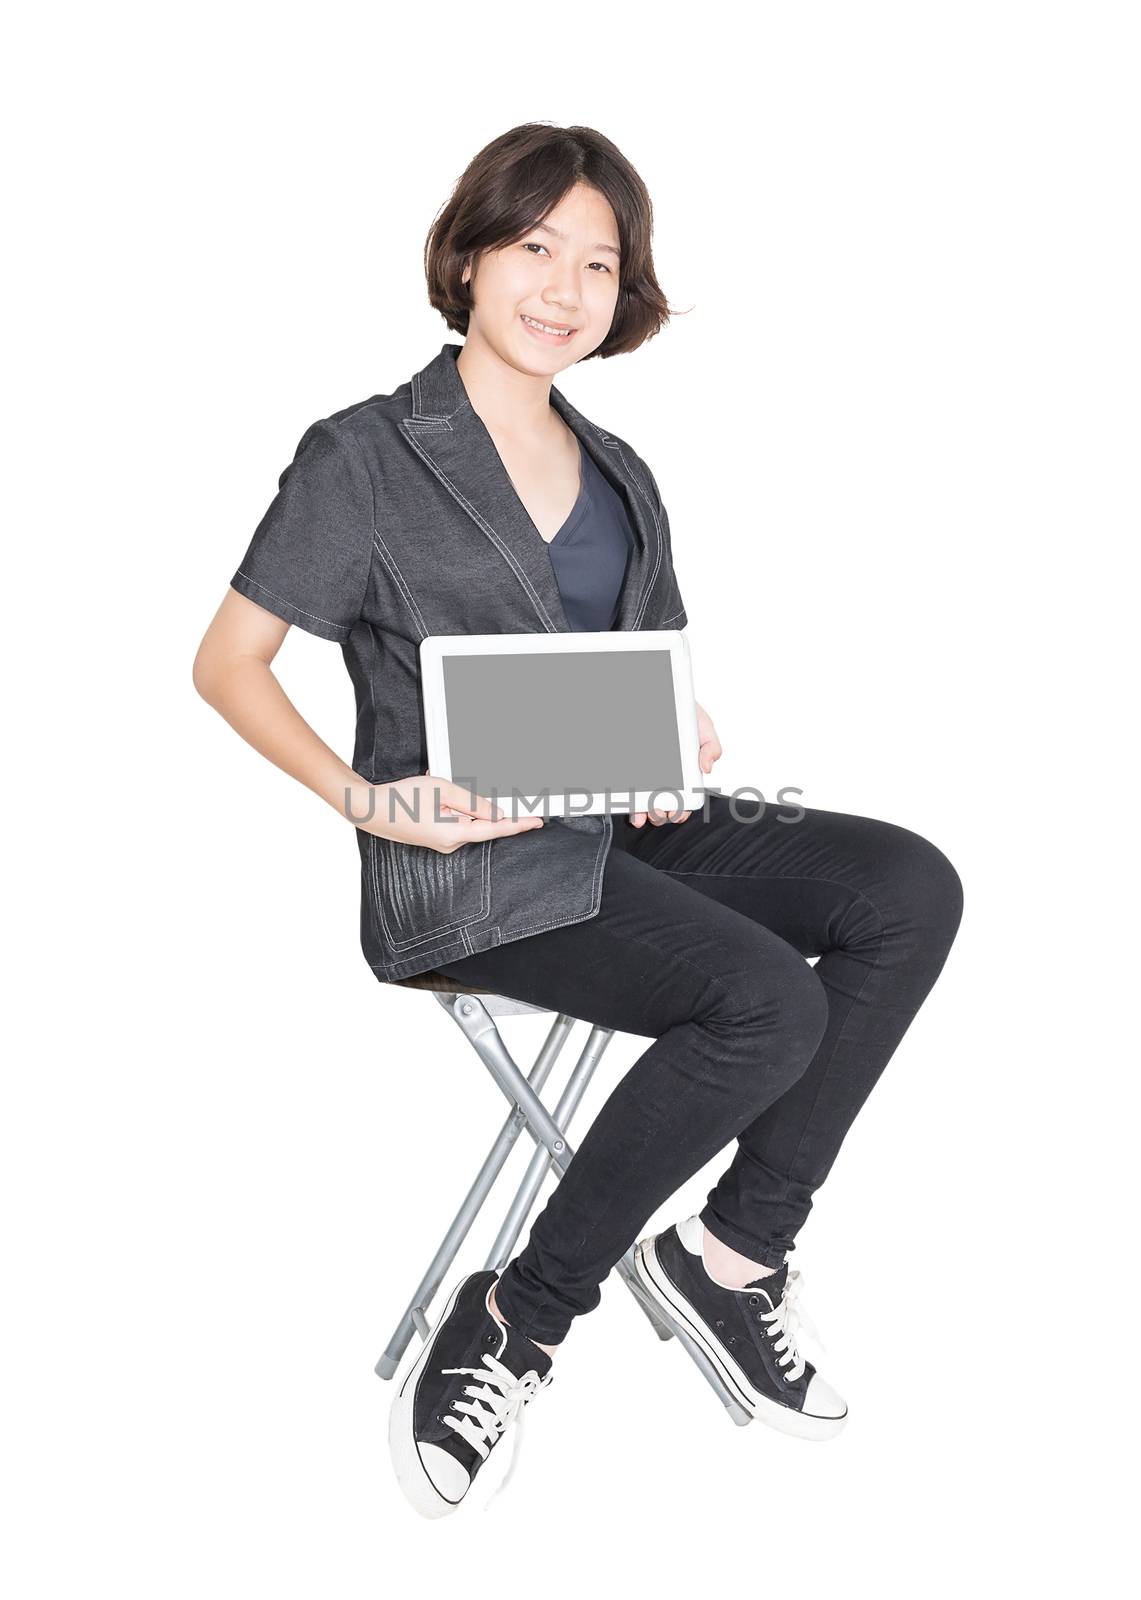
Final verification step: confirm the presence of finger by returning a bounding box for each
[438,780,502,820]
[450,813,545,842]
[629,811,647,827]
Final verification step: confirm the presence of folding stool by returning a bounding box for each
[373,970,752,1427]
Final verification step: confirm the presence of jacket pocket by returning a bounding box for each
[368,834,492,952]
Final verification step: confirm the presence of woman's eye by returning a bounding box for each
[523,241,613,273]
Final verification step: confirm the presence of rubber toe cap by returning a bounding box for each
[419,1442,472,1503]
[803,1372,848,1420]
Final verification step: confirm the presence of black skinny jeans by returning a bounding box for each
[435,795,963,1346]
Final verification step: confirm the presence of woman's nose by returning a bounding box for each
[543,279,579,314]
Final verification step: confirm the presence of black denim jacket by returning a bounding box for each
[231,341,689,986]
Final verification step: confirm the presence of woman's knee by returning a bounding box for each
[874,823,964,949]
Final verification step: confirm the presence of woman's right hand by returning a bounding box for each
[361,772,545,854]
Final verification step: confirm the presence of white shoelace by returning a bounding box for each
[438,1349,553,1510]
[757,1269,825,1383]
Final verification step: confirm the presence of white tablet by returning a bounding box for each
[419,630,705,818]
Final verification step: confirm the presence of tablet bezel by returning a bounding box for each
[419,630,706,818]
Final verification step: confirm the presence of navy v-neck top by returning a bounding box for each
[544,440,635,631]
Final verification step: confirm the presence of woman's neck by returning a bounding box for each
[455,329,558,440]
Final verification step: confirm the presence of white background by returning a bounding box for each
[5,2,1136,1593]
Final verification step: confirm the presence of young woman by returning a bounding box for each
[194,123,963,1518]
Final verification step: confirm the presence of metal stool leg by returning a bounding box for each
[373,993,751,1425]
[373,997,574,1378]
[443,995,675,1346]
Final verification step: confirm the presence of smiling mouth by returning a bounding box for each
[520,313,578,339]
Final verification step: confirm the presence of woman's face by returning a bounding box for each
[461,181,622,374]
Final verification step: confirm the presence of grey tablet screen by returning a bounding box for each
[441,647,684,805]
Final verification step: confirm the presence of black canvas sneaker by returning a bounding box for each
[634,1214,847,1439]
[388,1268,554,1518]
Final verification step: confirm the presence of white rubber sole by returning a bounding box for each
[633,1236,847,1441]
[388,1273,475,1518]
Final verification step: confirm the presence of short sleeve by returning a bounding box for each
[643,463,688,630]
[231,419,375,642]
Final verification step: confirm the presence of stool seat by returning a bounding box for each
[388,969,495,996]
[389,968,551,1017]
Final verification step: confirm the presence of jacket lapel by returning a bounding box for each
[398,342,658,633]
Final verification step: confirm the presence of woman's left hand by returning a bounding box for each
[628,701,722,828]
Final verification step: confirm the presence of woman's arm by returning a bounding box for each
[192,589,543,848]
[193,588,372,818]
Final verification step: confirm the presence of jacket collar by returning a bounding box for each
[399,341,659,633]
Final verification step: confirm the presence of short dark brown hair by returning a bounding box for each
[425,123,675,359]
